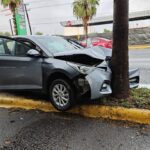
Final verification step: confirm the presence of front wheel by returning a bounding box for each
[49,79,75,111]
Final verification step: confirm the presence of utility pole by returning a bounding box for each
[24,4,32,35]
[9,19,14,36]
[111,0,129,98]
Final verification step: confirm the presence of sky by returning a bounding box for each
[0,0,150,35]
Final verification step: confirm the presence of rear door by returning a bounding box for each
[0,37,43,90]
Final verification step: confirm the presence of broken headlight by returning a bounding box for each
[67,62,95,75]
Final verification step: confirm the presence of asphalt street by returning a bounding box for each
[0,49,150,150]
[0,108,150,150]
[129,49,150,85]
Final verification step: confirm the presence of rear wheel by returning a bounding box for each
[49,79,75,111]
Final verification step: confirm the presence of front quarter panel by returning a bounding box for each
[129,68,140,88]
[42,58,80,86]
[86,69,112,99]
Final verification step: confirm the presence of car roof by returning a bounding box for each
[13,35,51,40]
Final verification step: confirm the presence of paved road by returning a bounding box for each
[0,108,150,150]
[129,49,150,85]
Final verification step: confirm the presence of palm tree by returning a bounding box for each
[1,0,21,35]
[73,0,99,40]
[111,0,129,99]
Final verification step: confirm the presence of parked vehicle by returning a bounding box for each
[0,36,139,111]
[80,37,112,49]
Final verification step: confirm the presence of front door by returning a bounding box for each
[0,37,43,90]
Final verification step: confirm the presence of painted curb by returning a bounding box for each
[0,94,150,125]
[129,45,150,49]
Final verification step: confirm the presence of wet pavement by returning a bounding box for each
[129,49,150,85]
[0,108,150,150]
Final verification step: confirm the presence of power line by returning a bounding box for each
[26,0,73,4]
[31,21,60,25]
[0,8,10,12]
[0,27,9,30]
[29,16,74,20]
[28,3,72,10]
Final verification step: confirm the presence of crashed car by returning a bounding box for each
[0,36,139,111]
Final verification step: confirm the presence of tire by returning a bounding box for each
[49,79,75,111]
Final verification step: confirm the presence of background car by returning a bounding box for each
[80,37,112,49]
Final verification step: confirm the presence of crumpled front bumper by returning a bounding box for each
[86,68,112,99]
[129,68,140,88]
[85,67,140,100]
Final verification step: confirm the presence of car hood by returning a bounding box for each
[53,46,111,66]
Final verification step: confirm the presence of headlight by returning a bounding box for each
[67,62,95,74]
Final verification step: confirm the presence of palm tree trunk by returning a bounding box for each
[111,0,129,99]
[84,21,88,39]
[12,10,18,35]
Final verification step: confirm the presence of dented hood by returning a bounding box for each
[53,46,107,60]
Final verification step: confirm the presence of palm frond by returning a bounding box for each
[1,0,21,11]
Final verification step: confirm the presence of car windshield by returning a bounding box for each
[36,36,77,54]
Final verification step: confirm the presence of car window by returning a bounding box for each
[0,38,32,57]
[14,42,31,56]
[6,40,16,54]
[0,39,5,55]
[65,39,84,49]
[36,37,77,54]
[21,41,36,49]
[17,39,41,52]
[0,38,12,55]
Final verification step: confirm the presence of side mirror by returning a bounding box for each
[27,49,41,57]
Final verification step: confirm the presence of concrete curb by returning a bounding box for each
[0,96,150,125]
[129,45,150,49]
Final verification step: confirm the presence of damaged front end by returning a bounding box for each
[54,47,112,99]
[85,61,112,99]
[54,46,139,100]
[129,68,140,88]
[71,61,112,100]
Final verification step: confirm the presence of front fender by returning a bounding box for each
[129,68,140,88]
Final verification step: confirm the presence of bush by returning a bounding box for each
[101,88,150,109]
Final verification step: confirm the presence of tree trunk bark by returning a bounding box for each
[82,20,88,44]
[111,0,129,99]
[12,10,18,35]
[84,21,88,39]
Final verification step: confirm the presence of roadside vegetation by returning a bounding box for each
[73,0,100,39]
[101,88,150,110]
[0,32,11,36]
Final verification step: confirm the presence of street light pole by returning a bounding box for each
[24,4,32,35]
[9,19,14,36]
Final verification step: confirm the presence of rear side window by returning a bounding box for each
[0,39,5,55]
[0,38,32,57]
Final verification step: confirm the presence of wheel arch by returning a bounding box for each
[44,71,77,93]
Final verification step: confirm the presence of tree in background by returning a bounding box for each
[73,0,99,40]
[1,0,21,35]
[35,32,43,35]
[111,0,129,99]
[0,32,11,36]
[103,29,111,33]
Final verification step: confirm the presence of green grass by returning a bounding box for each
[101,88,150,109]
